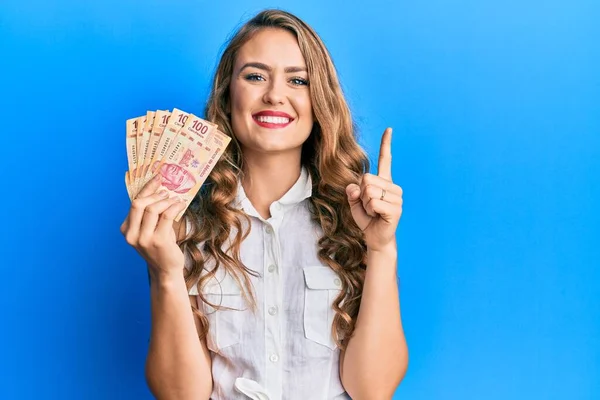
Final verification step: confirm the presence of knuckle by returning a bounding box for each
[153,237,168,249]
[146,204,160,215]
[363,186,376,200]
[161,210,176,220]
[367,185,378,197]
[124,233,137,246]
[138,235,152,248]
[131,199,144,211]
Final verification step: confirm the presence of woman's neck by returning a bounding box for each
[241,150,302,220]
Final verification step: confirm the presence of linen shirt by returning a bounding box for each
[187,167,351,400]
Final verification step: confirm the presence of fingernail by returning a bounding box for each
[158,190,168,197]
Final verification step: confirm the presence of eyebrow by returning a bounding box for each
[239,62,307,74]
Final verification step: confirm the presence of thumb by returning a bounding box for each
[346,183,361,204]
[345,182,371,231]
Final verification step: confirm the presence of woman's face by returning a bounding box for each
[229,28,313,157]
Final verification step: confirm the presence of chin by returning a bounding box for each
[252,144,301,155]
[240,138,300,154]
[241,133,305,154]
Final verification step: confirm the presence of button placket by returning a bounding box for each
[263,220,283,399]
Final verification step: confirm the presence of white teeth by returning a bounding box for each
[256,116,290,124]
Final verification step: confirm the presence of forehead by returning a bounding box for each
[235,28,306,68]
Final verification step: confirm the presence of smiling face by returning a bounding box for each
[229,28,314,157]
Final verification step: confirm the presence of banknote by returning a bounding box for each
[174,127,231,221]
[150,114,222,217]
[139,110,171,193]
[140,108,189,195]
[134,111,155,193]
[125,115,143,197]
[124,108,231,219]
[133,114,147,193]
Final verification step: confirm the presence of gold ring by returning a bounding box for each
[380,188,386,201]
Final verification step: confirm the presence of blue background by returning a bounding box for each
[1,0,598,399]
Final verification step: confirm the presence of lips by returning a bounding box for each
[252,110,294,129]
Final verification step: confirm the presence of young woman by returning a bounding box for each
[121,9,408,400]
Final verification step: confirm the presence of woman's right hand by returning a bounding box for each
[120,174,188,280]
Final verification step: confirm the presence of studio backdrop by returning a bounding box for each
[1,0,598,399]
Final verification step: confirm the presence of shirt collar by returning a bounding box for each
[234,166,312,217]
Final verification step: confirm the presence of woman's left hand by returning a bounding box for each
[346,127,403,252]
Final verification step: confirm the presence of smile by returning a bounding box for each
[256,116,290,124]
[252,111,294,129]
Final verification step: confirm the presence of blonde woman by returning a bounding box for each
[121,9,408,400]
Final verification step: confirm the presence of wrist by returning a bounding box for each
[367,241,397,258]
[148,265,185,287]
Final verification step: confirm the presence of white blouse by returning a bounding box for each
[187,167,351,400]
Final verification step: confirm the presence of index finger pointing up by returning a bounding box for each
[377,127,393,180]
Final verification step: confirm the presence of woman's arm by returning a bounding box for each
[145,273,212,400]
[121,173,213,399]
[342,128,408,398]
[340,244,408,400]
[144,216,213,400]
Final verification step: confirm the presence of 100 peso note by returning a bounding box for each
[125,108,231,222]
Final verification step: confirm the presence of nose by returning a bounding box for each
[262,78,285,106]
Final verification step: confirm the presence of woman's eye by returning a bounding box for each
[290,77,309,86]
[245,74,265,82]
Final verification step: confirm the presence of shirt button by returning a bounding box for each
[268,306,278,316]
[334,278,342,287]
[264,225,273,235]
[269,353,279,363]
[268,264,276,273]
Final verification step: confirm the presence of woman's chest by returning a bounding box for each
[201,214,344,354]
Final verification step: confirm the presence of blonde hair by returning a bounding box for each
[181,9,369,349]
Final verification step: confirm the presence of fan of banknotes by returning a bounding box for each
[125,108,231,221]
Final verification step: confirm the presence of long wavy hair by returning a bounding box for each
[181,9,370,350]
